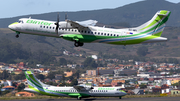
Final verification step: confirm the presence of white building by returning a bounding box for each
[91,55,98,60]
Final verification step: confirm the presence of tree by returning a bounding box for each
[83,57,98,68]
[36,74,45,81]
[13,72,26,80]
[17,83,25,91]
[70,79,78,86]
[59,58,67,65]
[46,72,55,80]
[136,46,148,56]
[0,70,9,79]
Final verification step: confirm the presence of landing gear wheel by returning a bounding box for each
[119,96,122,99]
[79,42,84,47]
[74,42,79,47]
[16,34,19,38]
[74,40,84,47]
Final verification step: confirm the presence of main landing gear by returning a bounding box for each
[15,32,20,38]
[77,96,82,100]
[74,41,84,47]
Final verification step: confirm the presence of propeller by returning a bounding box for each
[91,81,94,89]
[65,13,68,28]
[65,13,68,21]
[55,13,60,35]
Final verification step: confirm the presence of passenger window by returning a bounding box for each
[95,32,97,34]
[84,31,86,33]
[47,26,48,28]
[114,34,116,37]
[53,27,55,29]
[91,32,93,34]
[98,32,100,35]
[101,33,103,35]
[104,33,106,36]
[88,31,90,33]
[111,34,112,36]
[107,34,109,36]
[72,29,73,31]
[75,30,77,32]
[81,30,83,33]
[50,27,51,29]
[78,30,80,32]
[117,35,119,37]
[43,26,45,28]
[40,25,42,28]
[59,28,61,30]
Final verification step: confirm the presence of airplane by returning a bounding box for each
[8,10,171,47]
[24,71,127,100]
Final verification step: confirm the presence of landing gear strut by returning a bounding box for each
[74,41,84,47]
[15,32,20,38]
[77,96,82,100]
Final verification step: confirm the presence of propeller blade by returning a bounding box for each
[65,13,68,21]
[55,13,60,35]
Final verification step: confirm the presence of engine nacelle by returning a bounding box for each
[59,21,73,29]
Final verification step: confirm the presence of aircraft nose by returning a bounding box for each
[8,24,14,29]
[8,22,19,30]
[123,92,127,96]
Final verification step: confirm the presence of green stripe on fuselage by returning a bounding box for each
[108,31,163,45]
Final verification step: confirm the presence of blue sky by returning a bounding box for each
[0,0,179,18]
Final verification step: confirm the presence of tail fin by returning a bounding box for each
[24,71,51,93]
[136,10,171,36]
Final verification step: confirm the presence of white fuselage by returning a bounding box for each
[25,86,126,97]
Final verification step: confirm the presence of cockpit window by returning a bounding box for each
[18,20,24,23]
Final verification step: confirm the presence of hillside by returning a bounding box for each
[0,0,180,28]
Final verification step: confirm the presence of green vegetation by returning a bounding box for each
[17,83,25,92]
[136,46,148,56]
[83,57,98,69]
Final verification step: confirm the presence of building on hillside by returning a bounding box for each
[55,74,62,80]
[171,90,180,95]
[91,55,98,60]
[1,86,15,91]
[1,80,12,86]
[15,91,35,97]
[86,70,96,76]
[99,69,114,76]
[64,71,73,77]
[114,69,136,77]
[18,62,25,68]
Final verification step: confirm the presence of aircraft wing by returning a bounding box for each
[73,85,87,91]
[67,20,98,29]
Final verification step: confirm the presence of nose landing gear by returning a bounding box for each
[15,32,20,38]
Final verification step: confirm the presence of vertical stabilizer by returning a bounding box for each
[136,10,171,36]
